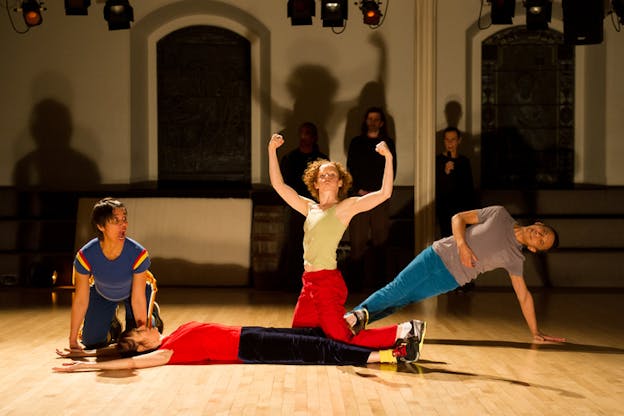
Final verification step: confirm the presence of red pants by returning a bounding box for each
[291,269,397,349]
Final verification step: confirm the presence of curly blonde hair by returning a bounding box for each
[302,159,352,201]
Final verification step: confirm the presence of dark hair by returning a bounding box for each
[116,329,139,354]
[302,159,352,201]
[299,122,318,139]
[443,126,461,138]
[360,106,388,137]
[91,197,126,240]
[116,329,159,357]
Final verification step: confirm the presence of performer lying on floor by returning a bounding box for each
[53,321,424,372]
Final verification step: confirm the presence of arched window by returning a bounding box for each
[157,25,251,185]
[481,27,574,189]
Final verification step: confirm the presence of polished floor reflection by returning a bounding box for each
[0,287,622,415]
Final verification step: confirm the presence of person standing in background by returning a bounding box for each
[346,107,397,291]
[279,123,328,291]
[280,123,328,198]
[436,127,476,237]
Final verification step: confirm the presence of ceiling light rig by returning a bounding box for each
[490,0,515,25]
[359,0,383,27]
[563,0,604,44]
[288,0,315,26]
[103,0,134,31]
[524,0,552,30]
[6,0,46,33]
[321,0,348,30]
[20,0,45,27]
[65,0,91,16]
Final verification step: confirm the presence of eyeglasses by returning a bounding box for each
[319,173,338,180]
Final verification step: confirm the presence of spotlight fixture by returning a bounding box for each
[563,0,604,45]
[103,0,134,31]
[321,0,348,27]
[490,0,515,24]
[288,0,315,26]
[360,0,382,26]
[65,0,90,16]
[21,0,44,27]
[524,0,551,30]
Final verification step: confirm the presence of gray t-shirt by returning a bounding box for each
[432,205,525,285]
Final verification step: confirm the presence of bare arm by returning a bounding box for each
[510,274,566,343]
[131,271,148,328]
[69,269,90,349]
[338,141,393,221]
[53,349,173,372]
[268,134,310,215]
[451,209,480,268]
[56,345,119,358]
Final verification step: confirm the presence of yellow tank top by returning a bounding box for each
[303,204,347,270]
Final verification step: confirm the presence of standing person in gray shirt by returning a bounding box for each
[344,205,566,343]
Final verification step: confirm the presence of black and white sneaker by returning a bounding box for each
[408,319,426,341]
[393,338,417,362]
[395,320,426,362]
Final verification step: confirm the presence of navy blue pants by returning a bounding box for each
[355,246,459,323]
[238,327,373,365]
[81,285,153,349]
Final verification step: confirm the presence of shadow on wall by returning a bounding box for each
[343,81,397,154]
[272,33,397,160]
[12,98,101,190]
[343,33,396,154]
[11,98,101,286]
[276,64,337,157]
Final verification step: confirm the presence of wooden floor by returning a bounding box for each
[0,286,622,415]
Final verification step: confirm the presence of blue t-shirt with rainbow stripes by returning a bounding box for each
[74,237,151,302]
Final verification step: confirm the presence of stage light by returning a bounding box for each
[103,0,134,30]
[360,0,381,26]
[563,0,604,45]
[65,0,90,16]
[288,0,315,26]
[21,0,43,27]
[524,0,551,30]
[491,0,515,24]
[321,0,348,27]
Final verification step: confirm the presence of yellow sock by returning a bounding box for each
[379,349,397,363]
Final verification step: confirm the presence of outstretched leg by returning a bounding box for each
[238,327,372,365]
[346,246,458,330]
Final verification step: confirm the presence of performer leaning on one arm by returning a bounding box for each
[345,205,566,343]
